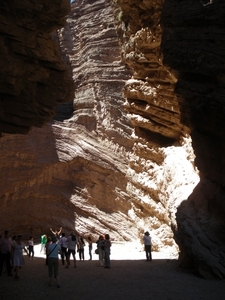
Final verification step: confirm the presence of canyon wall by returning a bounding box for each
[0,0,74,135]
[112,0,225,278]
[0,0,196,251]
[1,0,225,279]
[161,0,225,279]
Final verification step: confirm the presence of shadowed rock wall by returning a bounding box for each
[0,0,74,135]
[161,0,225,279]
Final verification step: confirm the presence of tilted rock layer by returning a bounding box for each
[0,0,225,279]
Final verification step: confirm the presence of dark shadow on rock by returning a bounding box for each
[161,0,225,278]
[0,124,77,240]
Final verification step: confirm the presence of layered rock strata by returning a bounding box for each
[0,0,135,241]
[0,0,198,257]
[114,0,225,278]
[0,0,74,135]
[45,0,199,253]
[2,0,224,280]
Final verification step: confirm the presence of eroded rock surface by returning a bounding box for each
[0,0,74,135]
[0,0,197,255]
[1,0,225,279]
[113,0,225,278]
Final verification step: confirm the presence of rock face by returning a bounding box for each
[112,0,225,278]
[161,0,225,279]
[0,0,74,135]
[0,0,196,254]
[0,0,225,279]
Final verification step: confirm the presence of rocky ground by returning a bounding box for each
[0,243,225,300]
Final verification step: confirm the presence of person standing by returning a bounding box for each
[0,230,13,277]
[47,236,61,288]
[66,232,77,268]
[87,236,93,260]
[96,235,105,267]
[12,235,28,279]
[104,234,111,269]
[143,231,152,261]
[28,236,35,260]
[77,236,85,261]
[58,233,67,265]
[40,234,47,253]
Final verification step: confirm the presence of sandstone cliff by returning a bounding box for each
[0,0,225,279]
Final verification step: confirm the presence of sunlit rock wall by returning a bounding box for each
[47,0,198,252]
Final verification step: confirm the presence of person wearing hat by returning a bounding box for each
[143,231,152,261]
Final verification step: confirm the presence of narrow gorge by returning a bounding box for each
[0,0,225,279]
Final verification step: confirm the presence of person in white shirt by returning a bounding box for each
[27,236,35,260]
[143,231,152,261]
[12,235,28,279]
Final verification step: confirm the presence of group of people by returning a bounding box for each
[0,230,30,279]
[41,228,112,287]
[96,234,111,268]
[0,227,152,288]
[41,229,91,264]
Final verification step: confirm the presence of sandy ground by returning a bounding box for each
[1,242,225,300]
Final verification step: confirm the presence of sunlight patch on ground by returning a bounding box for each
[33,242,178,261]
